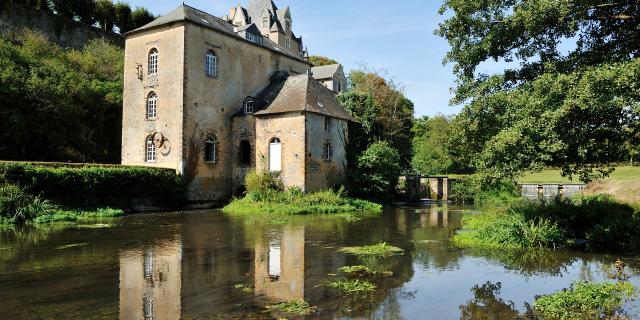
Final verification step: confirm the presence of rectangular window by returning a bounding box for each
[205,52,217,77]
[205,140,216,163]
[262,16,268,27]
[146,140,156,162]
[245,100,254,114]
[285,38,291,49]
[148,50,158,75]
[324,117,331,131]
[324,143,333,161]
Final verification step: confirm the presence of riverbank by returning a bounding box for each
[520,166,640,203]
[453,195,640,252]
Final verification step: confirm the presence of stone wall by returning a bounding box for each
[0,3,123,49]
[304,112,348,192]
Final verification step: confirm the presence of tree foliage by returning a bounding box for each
[308,55,338,67]
[437,0,640,182]
[0,30,123,162]
[411,115,456,175]
[6,0,154,33]
[348,141,402,201]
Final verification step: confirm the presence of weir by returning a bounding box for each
[520,184,586,199]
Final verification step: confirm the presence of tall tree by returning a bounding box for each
[437,0,640,182]
[346,68,415,165]
[131,7,154,29]
[95,0,116,32]
[114,2,133,33]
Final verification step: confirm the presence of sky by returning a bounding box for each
[125,0,462,116]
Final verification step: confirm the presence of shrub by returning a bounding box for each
[0,184,55,223]
[0,162,186,209]
[244,170,284,197]
[534,281,636,320]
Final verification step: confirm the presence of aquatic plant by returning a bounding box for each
[326,278,376,295]
[0,184,56,223]
[265,298,315,316]
[338,242,404,256]
[534,281,636,320]
[33,208,124,224]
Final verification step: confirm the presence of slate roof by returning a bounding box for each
[254,74,356,122]
[311,64,341,80]
[248,0,278,23]
[125,4,308,63]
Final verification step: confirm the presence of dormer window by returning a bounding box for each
[285,38,291,49]
[262,16,269,27]
[285,20,291,31]
[245,100,254,114]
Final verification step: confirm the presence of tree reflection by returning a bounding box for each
[459,282,523,320]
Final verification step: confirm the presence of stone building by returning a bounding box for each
[121,1,355,203]
[311,64,348,93]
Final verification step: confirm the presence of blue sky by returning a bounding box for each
[126,0,462,116]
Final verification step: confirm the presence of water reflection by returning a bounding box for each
[119,238,182,320]
[0,205,639,319]
[254,225,305,301]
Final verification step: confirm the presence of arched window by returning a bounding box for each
[146,92,157,119]
[324,142,333,161]
[269,138,281,172]
[205,50,217,77]
[240,140,251,166]
[148,48,158,75]
[145,136,156,162]
[205,136,216,163]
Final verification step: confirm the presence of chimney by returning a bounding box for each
[229,7,236,19]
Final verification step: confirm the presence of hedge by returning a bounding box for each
[0,162,186,210]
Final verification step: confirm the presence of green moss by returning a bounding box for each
[534,281,636,320]
[265,299,315,316]
[339,242,404,256]
[326,278,377,295]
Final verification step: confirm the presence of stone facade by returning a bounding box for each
[121,2,353,203]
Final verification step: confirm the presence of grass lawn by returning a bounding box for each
[518,166,640,184]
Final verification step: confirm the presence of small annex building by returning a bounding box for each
[120,1,356,203]
[311,64,348,93]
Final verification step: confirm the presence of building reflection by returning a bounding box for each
[254,225,305,301]
[119,238,182,320]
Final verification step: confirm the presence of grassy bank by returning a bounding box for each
[454,195,640,252]
[223,171,381,216]
[0,184,123,225]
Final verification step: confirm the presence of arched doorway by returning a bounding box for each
[269,138,281,172]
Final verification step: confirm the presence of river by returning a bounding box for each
[0,204,638,319]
